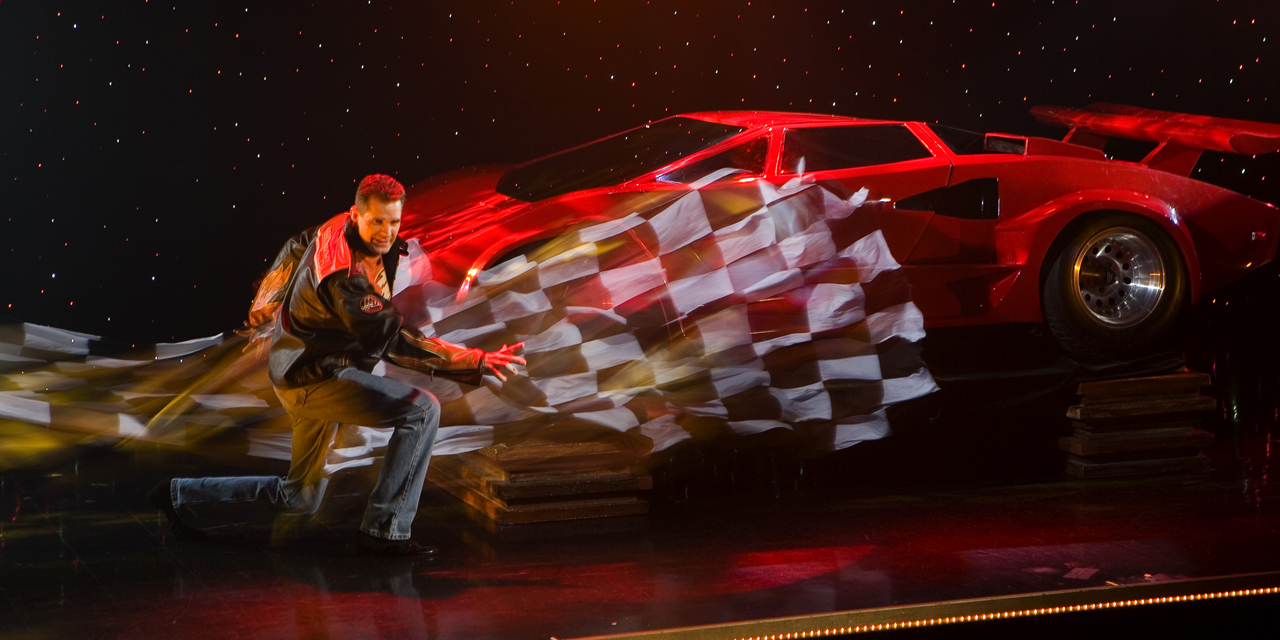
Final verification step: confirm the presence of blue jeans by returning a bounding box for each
[171,367,441,540]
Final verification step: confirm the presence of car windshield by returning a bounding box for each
[496,117,747,202]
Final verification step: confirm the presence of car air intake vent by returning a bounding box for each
[984,134,1027,155]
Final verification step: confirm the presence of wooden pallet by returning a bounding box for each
[427,441,651,526]
[1060,371,1216,478]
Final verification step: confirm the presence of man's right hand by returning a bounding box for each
[484,342,526,382]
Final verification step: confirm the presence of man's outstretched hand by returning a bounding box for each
[484,342,526,382]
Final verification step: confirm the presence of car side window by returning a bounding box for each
[488,237,555,269]
[657,137,769,184]
[781,125,932,174]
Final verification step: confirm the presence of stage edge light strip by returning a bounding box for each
[570,572,1280,640]
[725,587,1280,638]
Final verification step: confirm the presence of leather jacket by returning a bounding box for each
[258,210,486,389]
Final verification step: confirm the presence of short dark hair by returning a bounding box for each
[354,174,406,211]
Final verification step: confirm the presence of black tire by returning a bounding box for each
[1042,213,1187,362]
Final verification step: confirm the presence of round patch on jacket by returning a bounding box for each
[359,294,384,313]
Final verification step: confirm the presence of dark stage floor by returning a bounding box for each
[5,269,1280,639]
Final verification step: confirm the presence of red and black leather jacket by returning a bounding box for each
[262,211,486,389]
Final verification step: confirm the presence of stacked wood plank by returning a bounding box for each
[1059,371,1216,478]
[427,441,651,525]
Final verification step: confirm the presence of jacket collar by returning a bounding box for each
[312,208,409,282]
[313,212,354,281]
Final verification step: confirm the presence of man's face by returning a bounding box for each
[351,197,403,255]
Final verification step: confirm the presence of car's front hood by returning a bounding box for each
[400,164,521,253]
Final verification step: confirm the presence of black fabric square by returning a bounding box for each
[876,336,927,379]
[760,343,823,389]
[861,268,913,316]
[525,344,590,378]
[700,183,766,231]
[824,378,886,418]
[659,235,727,281]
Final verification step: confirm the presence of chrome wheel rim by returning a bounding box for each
[1072,227,1166,328]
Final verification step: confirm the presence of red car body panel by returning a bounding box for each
[400,108,1280,330]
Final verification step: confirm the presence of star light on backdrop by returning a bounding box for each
[2,0,1277,342]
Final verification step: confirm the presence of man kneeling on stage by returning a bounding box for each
[149,174,524,557]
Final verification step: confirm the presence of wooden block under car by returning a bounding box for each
[1070,420,1197,436]
[1058,428,1214,456]
[1065,454,1210,478]
[1066,395,1217,422]
[1075,371,1212,404]
[1062,370,1217,478]
[472,441,640,477]
[427,444,652,526]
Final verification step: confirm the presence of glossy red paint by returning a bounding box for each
[400,107,1280,328]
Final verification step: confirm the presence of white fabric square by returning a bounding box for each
[741,268,803,297]
[580,333,645,370]
[767,193,825,240]
[667,268,734,314]
[769,382,832,421]
[599,258,666,306]
[524,320,583,353]
[650,192,712,254]
[190,394,270,410]
[537,243,601,287]
[817,355,882,381]
[640,414,693,452]
[22,324,97,355]
[711,365,770,398]
[751,332,812,357]
[838,229,901,283]
[881,368,938,404]
[117,414,146,438]
[714,210,775,265]
[433,425,495,455]
[422,378,466,403]
[489,289,552,323]
[728,419,792,435]
[681,400,729,417]
[574,407,640,432]
[0,393,51,425]
[832,410,891,449]
[652,357,707,385]
[779,223,837,270]
[821,186,869,220]
[807,283,867,334]
[477,255,537,287]
[392,238,433,295]
[578,213,646,242]
[464,386,539,424]
[440,322,507,344]
[697,307,755,353]
[429,289,490,324]
[867,302,926,343]
[155,334,224,359]
[532,371,599,406]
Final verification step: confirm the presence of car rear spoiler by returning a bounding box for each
[1030,103,1280,176]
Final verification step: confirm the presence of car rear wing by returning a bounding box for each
[1030,103,1280,176]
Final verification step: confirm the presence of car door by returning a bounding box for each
[902,124,1024,320]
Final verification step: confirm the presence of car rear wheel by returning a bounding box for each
[1042,213,1187,361]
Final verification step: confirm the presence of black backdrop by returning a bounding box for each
[3,0,1277,343]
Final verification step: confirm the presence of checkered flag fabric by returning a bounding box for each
[0,175,936,471]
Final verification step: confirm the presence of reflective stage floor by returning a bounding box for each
[6,270,1280,639]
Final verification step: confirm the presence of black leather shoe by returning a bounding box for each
[148,480,206,541]
[357,532,438,558]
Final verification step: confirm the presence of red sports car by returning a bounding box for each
[400,104,1280,361]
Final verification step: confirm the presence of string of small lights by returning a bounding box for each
[719,586,1280,639]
